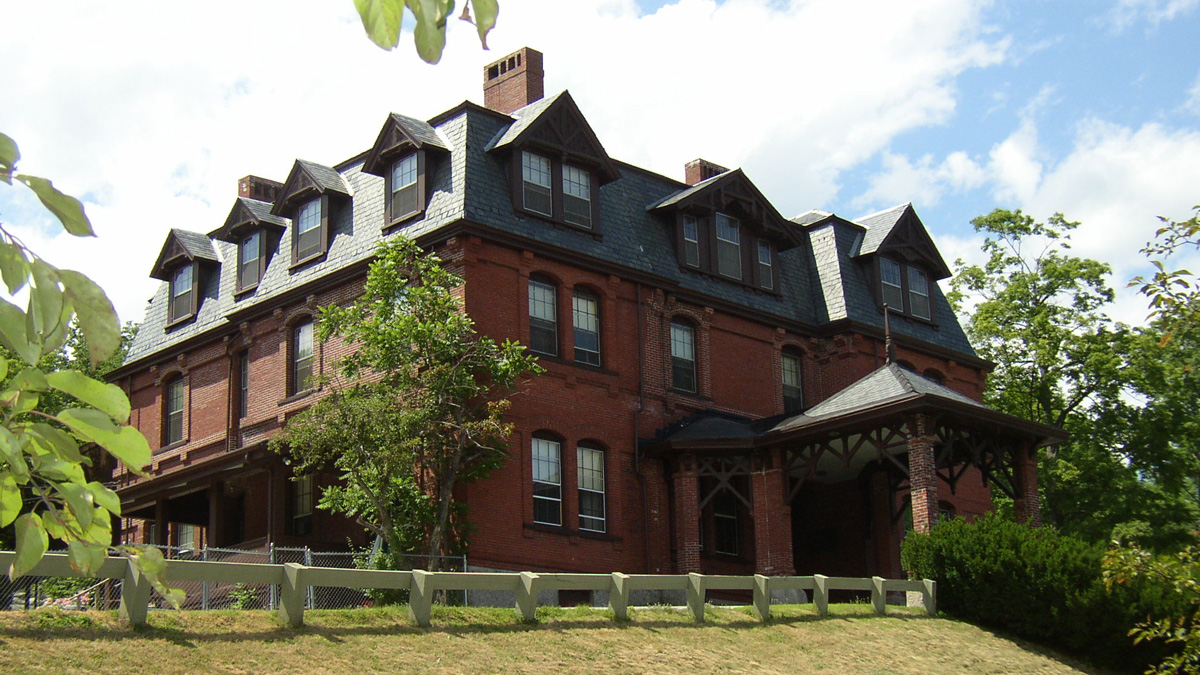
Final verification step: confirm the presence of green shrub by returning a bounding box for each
[902,514,1179,671]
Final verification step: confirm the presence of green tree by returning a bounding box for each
[354,0,498,64]
[1132,205,1200,341]
[952,209,1195,548]
[1104,543,1200,674]
[272,237,541,561]
[0,132,180,606]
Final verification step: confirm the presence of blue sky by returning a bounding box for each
[1,0,1198,327]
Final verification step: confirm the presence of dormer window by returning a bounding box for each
[683,216,700,267]
[562,165,592,228]
[757,241,773,289]
[522,151,553,216]
[294,197,324,264]
[715,213,742,279]
[390,154,419,223]
[878,257,934,322]
[237,231,263,292]
[169,264,195,324]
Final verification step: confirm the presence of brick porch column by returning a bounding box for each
[907,414,938,534]
[751,448,794,576]
[1013,441,1042,527]
[672,454,702,574]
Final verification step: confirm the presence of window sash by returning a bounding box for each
[532,437,562,526]
[572,291,600,366]
[880,258,905,309]
[522,152,553,216]
[238,351,250,419]
[757,240,773,289]
[782,353,803,414]
[562,165,591,228]
[391,155,419,219]
[170,265,193,321]
[238,232,261,289]
[713,492,739,556]
[715,213,741,279]
[292,322,314,394]
[528,279,558,356]
[909,267,931,320]
[577,445,606,532]
[165,378,184,444]
[670,321,696,392]
[683,216,700,267]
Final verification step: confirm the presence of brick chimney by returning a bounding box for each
[684,159,729,186]
[238,175,283,203]
[483,47,544,114]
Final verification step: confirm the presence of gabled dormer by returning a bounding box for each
[361,113,449,230]
[649,165,798,292]
[487,91,621,233]
[271,159,350,269]
[853,203,951,322]
[150,229,219,329]
[210,188,288,295]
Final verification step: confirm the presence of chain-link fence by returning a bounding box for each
[0,545,467,611]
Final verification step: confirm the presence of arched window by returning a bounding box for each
[670,319,696,393]
[164,376,185,445]
[577,442,606,533]
[531,433,562,526]
[781,348,803,414]
[528,277,558,356]
[572,288,600,366]
[923,368,946,385]
[290,319,314,396]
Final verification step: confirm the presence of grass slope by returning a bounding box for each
[0,604,1108,674]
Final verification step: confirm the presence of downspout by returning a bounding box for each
[633,282,651,573]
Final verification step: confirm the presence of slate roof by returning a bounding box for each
[855,203,909,256]
[172,229,219,262]
[790,210,834,227]
[647,172,725,210]
[389,112,448,150]
[238,198,289,228]
[122,93,977,368]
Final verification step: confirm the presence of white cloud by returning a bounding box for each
[0,0,1008,325]
[1103,0,1199,32]
[1184,69,1200,116]
[853,151,987,208]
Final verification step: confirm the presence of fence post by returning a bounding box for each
[686,572,706,623]
[278,562,307,627]
[752,574,770,622]
[304,548,314,609]
[268,543,277,610]
[871,576,886,615]
[813,574,829,617]
[408,569,433,628]
[922,579,936,616]
[515,571,540,622]
[609,572,631,621]
[118,558,153,626]
[201,546,210,611]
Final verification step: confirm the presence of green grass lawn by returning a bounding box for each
[0,603,1110,674]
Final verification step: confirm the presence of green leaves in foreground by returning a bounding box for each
[353,0,497,63]
[0,130,179,609]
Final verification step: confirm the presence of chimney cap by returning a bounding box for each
[483,47,545,114]
[684,158,729,186]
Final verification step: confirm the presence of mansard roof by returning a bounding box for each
[486,91,621,184]
[270,159,351,215]
[120,95,980,372]
[210,197,289,243]
[361,112,449,177]
[853,203,951,279]
[649,169,798,249]
[149,229,219,281]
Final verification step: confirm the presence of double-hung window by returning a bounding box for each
[291,321,314,395]
[880,258,905,310]
[390,155,419,221]
[169,264,194,323]
[165,376,185,445]
[577,444,606,533]
[238,351,250,419]
[292,474,314,536]
[670,320,697,393]
[682,216,701,268]
[782,350,803,414]
[572,289,600,366]
[528,278,558,356]
[908,267,931,320]
[238,231,262,291]
[713,490,739,556]
[715,213,741,279]
[522,152,553,217]
[562,165,592,228]
[532,436,562,526]
[757,240,773,289]
[294,198,323,262]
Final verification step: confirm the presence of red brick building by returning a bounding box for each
[109,48,1063,587]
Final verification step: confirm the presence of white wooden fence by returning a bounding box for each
[0,552,936,628]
